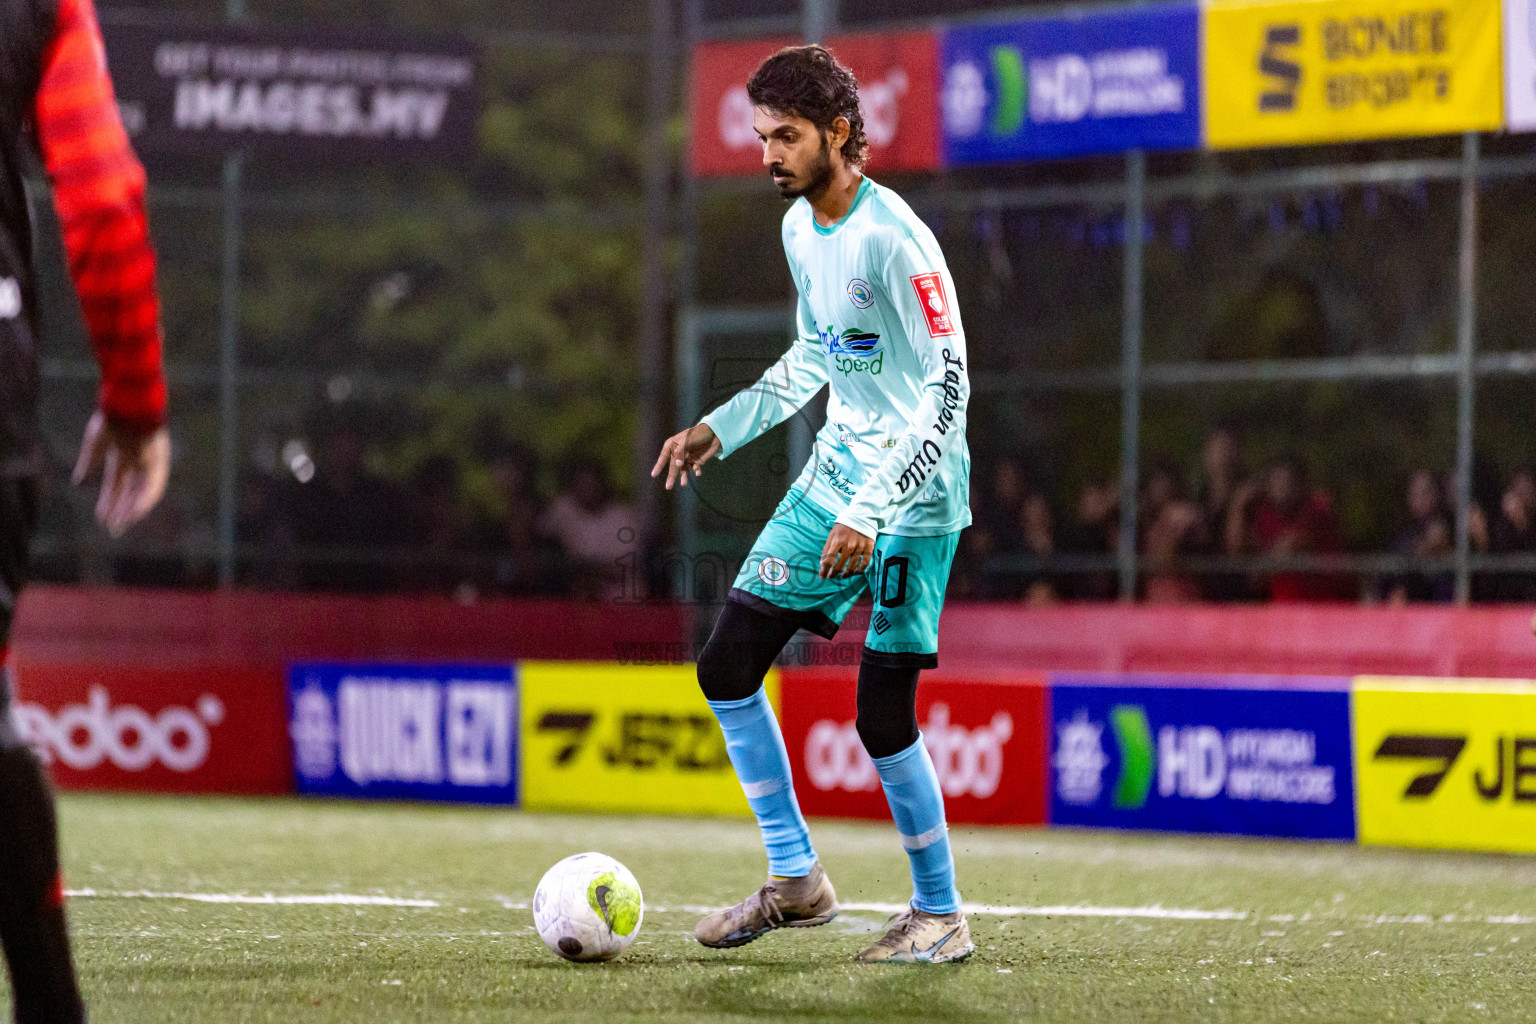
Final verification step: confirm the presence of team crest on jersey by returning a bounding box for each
[847,278,874,308]
[909,272,957,338]
[757,556,790,587]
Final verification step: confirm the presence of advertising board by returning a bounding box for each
[940,4,1201,165]
[1355,677,1536,853]
[690,32,941,177]
[103,20,478,160]
[289,663,518,804]
[1205,0,1503,150]
[11,662,289,795]
[519,662,772,816]
[1505,0,1536,130]
[780,669,1049,826]
[1049,674,1356,839]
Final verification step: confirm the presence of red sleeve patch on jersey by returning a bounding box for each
[909,272,957,338]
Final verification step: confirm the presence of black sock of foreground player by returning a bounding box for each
[0,733,86,1024]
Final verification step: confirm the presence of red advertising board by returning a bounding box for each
[689,31,941,178]
[10,663,291,795]
[780,669,1049,826]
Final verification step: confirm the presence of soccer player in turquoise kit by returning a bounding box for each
[653,45,972,963]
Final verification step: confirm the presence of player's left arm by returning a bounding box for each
[36,0,170,535]
[836,235,969,542]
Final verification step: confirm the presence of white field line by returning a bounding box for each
[66,889,439,908]
[66,891,1536,926]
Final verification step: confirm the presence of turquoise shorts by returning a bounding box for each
[728,491,961,668]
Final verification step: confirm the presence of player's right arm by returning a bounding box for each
[35,0,170,535]
[697,274,828,462]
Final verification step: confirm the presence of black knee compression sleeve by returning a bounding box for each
[0,739,85,1024]
[855,654,922,760]
[696,598,802,703]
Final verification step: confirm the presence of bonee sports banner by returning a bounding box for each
[690,32,941,177]
[940,3,1202,164]
[1205,0,1503,150]
[11,662,290,795]
[519,662,772,816]
[1050,674,1357,839]
[1354,677,1536,853]
[780,669,1049,826]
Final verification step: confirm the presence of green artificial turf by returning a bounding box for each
[18,794,1535,1022]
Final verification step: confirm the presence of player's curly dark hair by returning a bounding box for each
[747,45,868,169]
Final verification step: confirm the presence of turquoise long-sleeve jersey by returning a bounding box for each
[702,176,972,539]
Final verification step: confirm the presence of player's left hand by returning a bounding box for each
[820,523,874,579]
[72,410,172,538]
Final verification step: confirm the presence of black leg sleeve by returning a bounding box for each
[855,651,922,761]
[0,740,86,1024]
[696,597,803,703]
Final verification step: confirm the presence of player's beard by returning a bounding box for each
[773,133,834,201]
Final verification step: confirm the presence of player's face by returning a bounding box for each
[754,107,835,200]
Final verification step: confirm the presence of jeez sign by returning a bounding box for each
[1050,675,1357,840]
[11,663,290,795]
[518,662,760,816]
[102,20,478,160]
[1204,0,1502,149]
[781,670,1049,826]
[690,32,941,177]
[1355,678,1536,853]
[941,4,1201,165]
[289,664,517,804]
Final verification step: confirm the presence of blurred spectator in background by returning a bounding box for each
[237,471,297,588]
[482,443,565,597]
[410,455,477,596]
[1060,479,1119,600]
[1196,424,1253,601]
[1385,468,1454,604]
[955,456,1027,600]
[1486,466,1536,601]
[1139,458,1207,604]
[541,456,639,600]
[287,419,410,591]
[1231,454,1350,602]
[1018,491,1059,605]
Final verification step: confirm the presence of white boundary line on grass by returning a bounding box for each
[66,889,440,908]
[64,891,1536,926]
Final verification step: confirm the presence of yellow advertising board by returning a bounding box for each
[1354,677,1536,853]
[1204,0,1503,149]
[519,662,777,816]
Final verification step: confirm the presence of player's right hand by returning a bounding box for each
[652,423,721,490]
[72,410,172,538]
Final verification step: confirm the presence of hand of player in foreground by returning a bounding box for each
[652,423,721,490]
[72,410,172,538]
[820,523,874,579]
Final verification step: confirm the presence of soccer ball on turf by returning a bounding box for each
[532,852,644,963]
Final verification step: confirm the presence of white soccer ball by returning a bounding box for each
[532,852,644,963]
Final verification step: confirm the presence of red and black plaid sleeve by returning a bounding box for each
[35,0,166,434]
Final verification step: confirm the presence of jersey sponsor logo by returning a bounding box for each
[847,278,875,308]
[816,321,885,375]
[0,278,21,320]
[909,272,957,337]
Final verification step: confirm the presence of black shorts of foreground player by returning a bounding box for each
[653,45,973,964]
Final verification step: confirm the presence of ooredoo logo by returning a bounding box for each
[804,702,1014,799]
[11,687,225,773]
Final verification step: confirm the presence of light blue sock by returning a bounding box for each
[707,688,817,877]
[873,735,961,914]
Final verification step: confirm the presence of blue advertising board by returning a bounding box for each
[289,663,519,804]
[940,3,1201,165]
[1049,674,1355,840]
